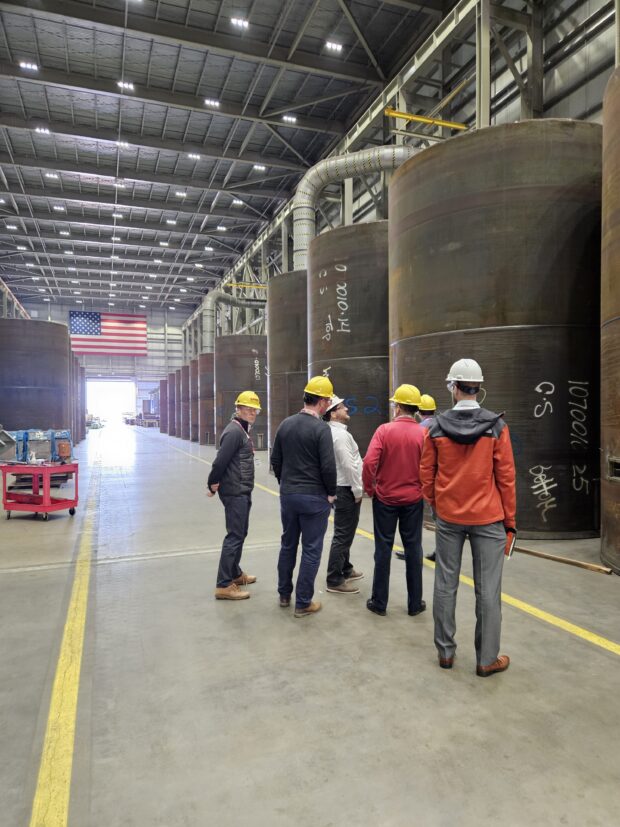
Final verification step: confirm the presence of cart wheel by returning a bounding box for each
[43,513,49,521]
[69,508,76,516]
[5,511,10,520]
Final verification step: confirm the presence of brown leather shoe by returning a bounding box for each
[233,573,257,585]
[326,581,360,594]
[279,596,291,608]
[438,656,454,669]
[476,654,510,677]
[294,601,322,618]
[215,583,250,600]
[345,570,364,581]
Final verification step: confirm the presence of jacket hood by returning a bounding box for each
[435,408,503,445]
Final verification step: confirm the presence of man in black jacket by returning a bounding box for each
[271,376,337,617]
[207,391,261,601]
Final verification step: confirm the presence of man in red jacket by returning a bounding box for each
[362,384,426,617]
[420,358,516,677]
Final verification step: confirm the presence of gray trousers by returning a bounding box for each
[433,517,506,667]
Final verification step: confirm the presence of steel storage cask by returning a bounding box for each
[389,120,601,539]
[601,70,620,572]
[308,222,389,455]
[267,270,307,451]
[0,319,71,431]
[214,335,267,449]
[198,353,215,445]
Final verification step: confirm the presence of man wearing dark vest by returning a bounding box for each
[207,391,261,601]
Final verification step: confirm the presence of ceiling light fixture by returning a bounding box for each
[59,230,70,236]
[17,245,27,250]
[141,295,149,299]
[26,263,34,268]
[35,126,51,134]
[117,141,130,149]
[117,81,135,91]
[232,199,243,206]
[159,241,169,246]
[110,255,120,260]
[146,285,153,290]
[204,246,214,251]
[186,277,195,282]
[113,181,126,189]
[282,115,297,124]
[110,282,117,286]
[31,276,40,280]
[112,213,124,219]
[53,205,65,212]
[45,172,59,179]
[168,306,175,310]
[253,164,266,171]
[19,61,38,71]
[153,259,162,264]
[175,191,187,198]
[38,288,46,292]
[6,224,17,230]
[194,264,203,269]
[174,298,181,302]
[204,98,220,108]
[68,268,77,272]
[231,17,249,29]
[108,302,115,306]
[73,290,81,294]
[139,304,146,308]
[111,236,121,241]
[180,288,187,293]
[109,293,116,297]
[43,297,50,302]
[71,279,79,283]
[216,226,226,231]
[166,219,176,225]
[326,41,343,52]
[188,153,201,160]
[75,299,83,304]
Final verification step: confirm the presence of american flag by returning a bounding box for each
[69,311,148,356]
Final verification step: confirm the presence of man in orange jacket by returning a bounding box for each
[363,384,426,617]
[420,359,516,677]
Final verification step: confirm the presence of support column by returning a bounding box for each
[476,0,491,129]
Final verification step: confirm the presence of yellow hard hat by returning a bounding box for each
[304,376,334,398]
[235,390,262,410]
[390,384,422,406]
[419,394,436,412]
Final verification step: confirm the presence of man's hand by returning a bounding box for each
[327,495,336,504]
[355,496,362,504]
[207,482,219,498]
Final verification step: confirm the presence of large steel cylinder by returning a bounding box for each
[175,369,182,438]
[0,319,71,430]
[214,334,267,448]
[267,270,307,450]
[390,119,601,539]
[601,69,620,572]
[190,359,199,442]
[198,353,214,445]
[308,221,389,454]
[167,371,176,436]
[159,379,168,433]
[180,364,190,440]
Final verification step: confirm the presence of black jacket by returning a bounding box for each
[207,417,255,496]
[271,412,337,496]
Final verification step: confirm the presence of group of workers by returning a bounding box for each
[206,358,517,677]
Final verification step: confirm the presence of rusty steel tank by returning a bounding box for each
[175,369,182,438]
[159,379,168,433]
[308,221,389,455]
[180,364,190,440]
[190,359,199,442]
[198,353,215,445]
[214,334,267,448]
[390,119,602,539]
[601,69,620,572]
[267,270,307,450]
[0,319,71,430]
[167,371,176,436]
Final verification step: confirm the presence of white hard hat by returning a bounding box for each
[325,396,346,414]
[446,359,484,383]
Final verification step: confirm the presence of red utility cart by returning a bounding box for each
[1,462,79,521]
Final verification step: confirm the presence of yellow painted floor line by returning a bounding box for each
[168,440,620,658]
[29,467,100,827]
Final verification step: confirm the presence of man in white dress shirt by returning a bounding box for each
[322,397,364,594]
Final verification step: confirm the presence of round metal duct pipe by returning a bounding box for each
[0,319,71,431]
[308,221,389,455]
[293,145,416,272]
[390,120,602,539]
[214,335,267,449]
[601,69,620,572]
[267,270,307,451]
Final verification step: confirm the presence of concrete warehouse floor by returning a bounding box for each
[1,424,619,827]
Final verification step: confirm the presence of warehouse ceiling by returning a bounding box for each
[0,0,448,313]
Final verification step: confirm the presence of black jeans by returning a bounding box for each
[326,486,361,586]
[370,497,424,612]
[216,493,251,587]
